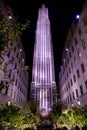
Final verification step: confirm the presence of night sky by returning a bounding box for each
[4,0,85,85]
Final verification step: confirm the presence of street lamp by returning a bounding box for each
[71,103,74,107]
[77,100,80,105]
[8,100,11,106]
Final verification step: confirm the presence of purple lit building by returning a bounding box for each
[0,1,29,107]
[59,0,87,108]
[30,5,57,115]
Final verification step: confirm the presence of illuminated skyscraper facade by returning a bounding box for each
[30,5,57,114]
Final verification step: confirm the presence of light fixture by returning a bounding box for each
[8,15,12,19]
[20,48,22,52]
[77,100,80,105]
[22,59,24,62]
[76,14,80,19]
[65,48,69,52]
[72,103,74,107]
[8,100,11,106]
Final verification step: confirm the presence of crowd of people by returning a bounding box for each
[54,124,87,130]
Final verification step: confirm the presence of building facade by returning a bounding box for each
[0,1,29,107]
[30,5,57,115]
[59,0,87,108]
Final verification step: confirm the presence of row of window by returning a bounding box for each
[9,89,25,104]
[62,80,87,105]
[61,25,84,75]
[61,62,85,86]
[64,86,82,105]
[62,75,87,97]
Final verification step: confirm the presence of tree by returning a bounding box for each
[0,0,29,92]
[0,103,20,129]
[47,101,64,128]
[58,106,87,129]
[0,101,41,130]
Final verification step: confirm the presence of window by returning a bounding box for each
[8,69,12,79]
[71,79,73,86]
[81,63,85,73]
[9,89,13,98]
[70,94,72,101]
[85,80,87,89]
[77,70,80,79]
[73,74,76,82]
[69,67,71,74]
[72,45,74,52]
[82,17,87,25]
[74,57,77,64]
[78,52,82,57]
[67,58,69,63]
[14,47,16,52]
[75,38,78,45]
[67,72,68,78]
[5,81,8,95]
[7,51,10,57]
[76,89,79,98]
[12,56,14,62]
[66,85,68,91]
[80,85,83,95]
[68,82,70,89]
[69,51,71,58]
[15,79,17,86]
[71,62,73,69]
[14,63,17,69]
[72,92,75,99]
[17,51,19,58]
[78,27,82,36]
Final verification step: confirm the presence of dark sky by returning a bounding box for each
[4,0,85,85]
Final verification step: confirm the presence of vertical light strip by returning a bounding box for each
[43,88,44,107]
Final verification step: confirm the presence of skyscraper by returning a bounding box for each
[30,5,57,115]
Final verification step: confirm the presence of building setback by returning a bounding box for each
[30,5,57,115]
[59,0,87,107]
[0,1,29,107]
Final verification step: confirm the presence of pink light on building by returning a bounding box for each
[30,5,57,115]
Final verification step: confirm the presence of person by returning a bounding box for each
[62,126,68,130]
[82,124,87,130]
[74,125,80,130]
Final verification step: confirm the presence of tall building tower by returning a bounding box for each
[30,5,57,115]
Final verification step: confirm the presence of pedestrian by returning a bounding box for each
[62,126,68,130]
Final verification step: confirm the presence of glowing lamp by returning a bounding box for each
[76,14,80,19]
[8,15,12,19]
